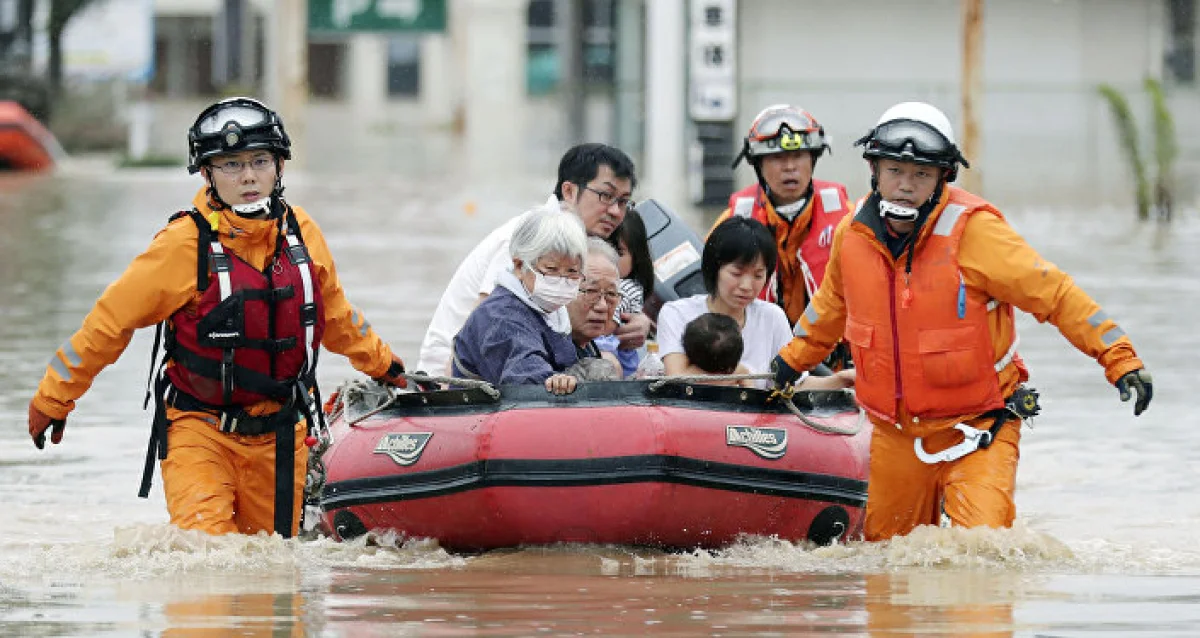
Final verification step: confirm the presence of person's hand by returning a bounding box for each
[28,402,66,449]
[1115,368,1153,416]
[769,355,802,393]
[376,354,409,389]
[615,312,653,350]
[545,374,578,395]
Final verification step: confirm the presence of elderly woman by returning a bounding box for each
[452,209,588,394]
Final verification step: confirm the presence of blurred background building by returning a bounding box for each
[1,0,1197,208]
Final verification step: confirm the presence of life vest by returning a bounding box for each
[839,187,1024,425]
[729,180,849,323]
[165,208,326,407]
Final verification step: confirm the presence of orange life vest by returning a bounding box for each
[839,188,1024,424]
[728,180,849,323]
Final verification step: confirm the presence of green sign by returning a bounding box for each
[309,0,447,33]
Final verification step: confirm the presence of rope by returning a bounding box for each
[339,373,501,426]
[781,396,865,436]
[647,373,863,436]
[646,373,772,391]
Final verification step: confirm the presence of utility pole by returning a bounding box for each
[559,0,586,143]
[270,0,307,167]
[960,0,983,194]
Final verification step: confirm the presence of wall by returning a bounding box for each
[734,0,1196,208]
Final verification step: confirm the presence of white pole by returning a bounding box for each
[644,0,686,206]
[270,0,307,169]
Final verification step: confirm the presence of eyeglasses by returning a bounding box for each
[577,287,622,307]
[583,186,633,211]
[211,156,275,175]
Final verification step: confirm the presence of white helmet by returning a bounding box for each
[855,101,969,181]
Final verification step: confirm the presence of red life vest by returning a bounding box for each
[165,209,325,407]
[728,180,849,321]
[839,187,1024,425]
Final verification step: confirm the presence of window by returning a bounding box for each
[1166,0,1196,84]
[525,0,616,95]
[387,35,420,97]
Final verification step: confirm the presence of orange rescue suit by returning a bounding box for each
[779,186,1145,540]
[711,180,851,325]
[31,189,396,536]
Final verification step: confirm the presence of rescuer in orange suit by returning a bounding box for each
[770,101,1153,541]
[711,105,852,327]
[26,97,407,537]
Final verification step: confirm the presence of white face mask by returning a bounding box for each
[879,199,920,222]
[527,267,580,313]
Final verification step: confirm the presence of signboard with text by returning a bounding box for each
[689,0,737,122]
[309,0,447,33]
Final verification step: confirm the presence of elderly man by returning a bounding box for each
[451,210,588,394]
[564,238,624,382]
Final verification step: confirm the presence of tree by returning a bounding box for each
[47,0,98,93]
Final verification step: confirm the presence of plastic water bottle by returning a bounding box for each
[634,342,665,378]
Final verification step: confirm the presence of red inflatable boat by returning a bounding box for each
[0,101,62,171]
[317,380,870,551]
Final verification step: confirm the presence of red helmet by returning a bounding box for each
[733,104,830,168]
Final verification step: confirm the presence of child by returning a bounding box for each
[597,210,655,377]
[681,313,753,387]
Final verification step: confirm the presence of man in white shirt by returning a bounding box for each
[418,143,650,376]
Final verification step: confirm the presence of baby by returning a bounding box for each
[681,313,752,387]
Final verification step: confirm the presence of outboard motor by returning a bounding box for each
[634,198,707,321]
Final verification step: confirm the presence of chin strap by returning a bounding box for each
[231,196,273,217]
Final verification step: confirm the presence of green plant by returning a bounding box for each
[1144,77,1177,222]
[1097,84,1151,221]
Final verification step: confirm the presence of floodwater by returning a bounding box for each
[2,154,1199,637]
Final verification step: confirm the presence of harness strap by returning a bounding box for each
[169,344,295,400]
[138,372,172,498]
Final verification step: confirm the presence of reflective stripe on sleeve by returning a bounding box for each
[932,204,968,236]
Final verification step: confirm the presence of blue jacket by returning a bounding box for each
[452,286,578,385]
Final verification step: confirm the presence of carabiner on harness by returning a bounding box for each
[913,422,994,464]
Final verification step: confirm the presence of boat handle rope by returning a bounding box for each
[342,373,501,427]
[647,374,865,437]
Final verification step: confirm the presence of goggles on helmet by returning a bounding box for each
[187,98,291,174]
[734,108,829,168]
[856,119,969,169]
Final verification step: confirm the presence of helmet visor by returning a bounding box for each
[195,105,270,136]
[869,119,955,158]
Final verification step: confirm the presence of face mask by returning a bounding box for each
[527,267,580,313]
[774,197,808,222]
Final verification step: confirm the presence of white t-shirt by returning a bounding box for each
[656,294,794,387]
[417,196,562,375]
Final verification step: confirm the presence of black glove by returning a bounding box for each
[1115,368,1153,416]
[770,355,802,392]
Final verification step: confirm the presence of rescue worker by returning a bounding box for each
[713,104,852,328]
[25,97,407,538]
[770,101,1154,541]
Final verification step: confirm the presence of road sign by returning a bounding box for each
[309,0,447,33]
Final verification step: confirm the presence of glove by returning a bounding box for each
[28,402,66,449]
[376,354,408,389]
[770,355,803,393]
[1115,368,1153,416]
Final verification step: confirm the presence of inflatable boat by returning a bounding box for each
[0,101,62,171]
[316,379,870,551]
